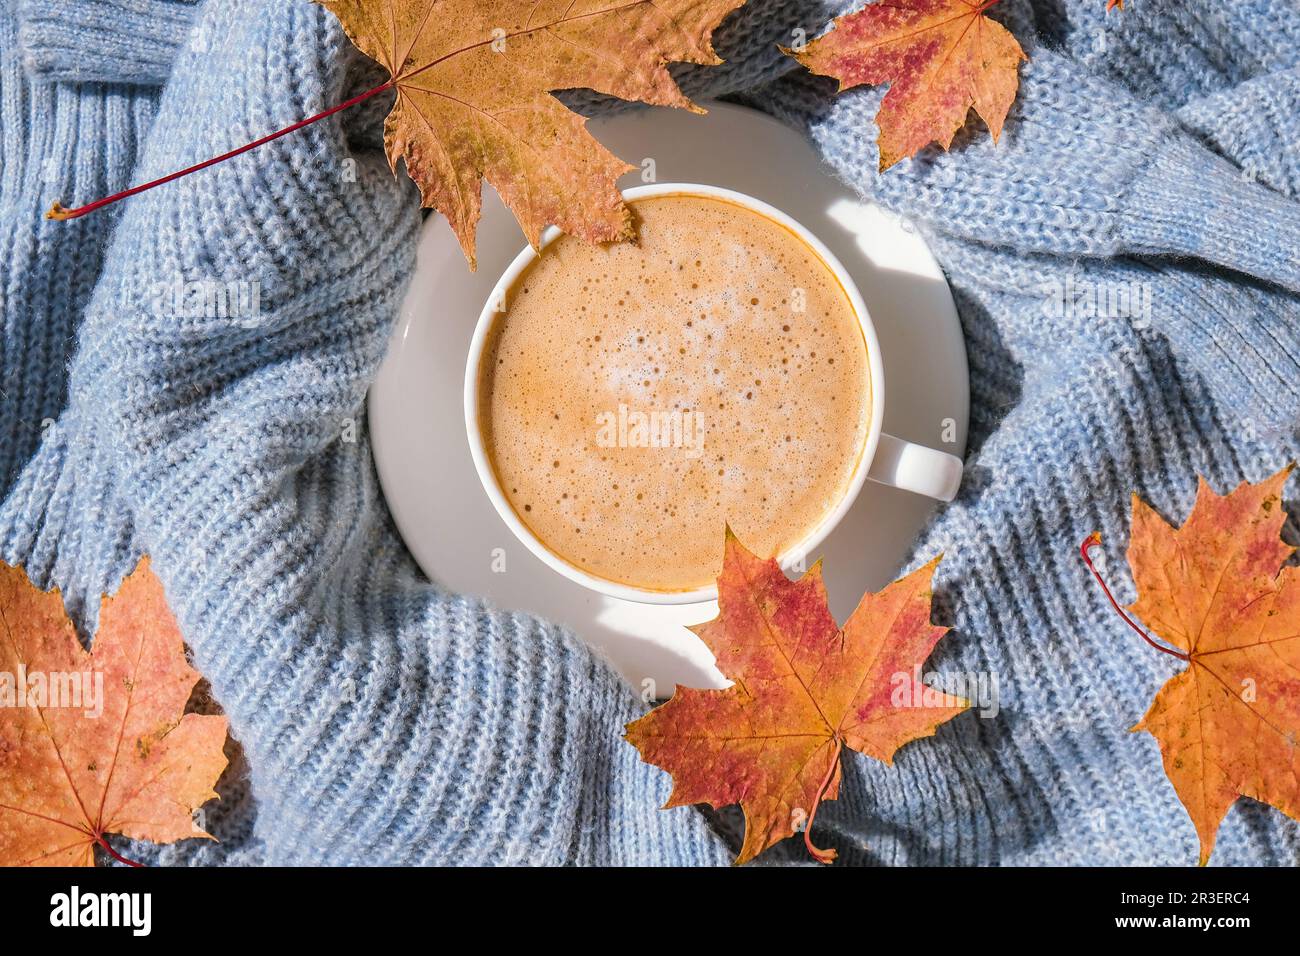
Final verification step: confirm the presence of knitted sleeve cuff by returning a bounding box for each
[1121,134,1300,295]
[1154,273,1300,438]
[17,0,199,86]
[1177,67,1300,200]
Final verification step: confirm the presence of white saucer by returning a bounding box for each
[369,101,968,694]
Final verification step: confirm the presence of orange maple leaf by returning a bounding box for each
[49,1,746,239]
[790,0,1026,170]
[1084,466,1300,865]
[625,530,968,864]
[0,559,228,866]
[317,0,747,267]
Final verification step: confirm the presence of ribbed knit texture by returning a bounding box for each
[2,0,1298,865]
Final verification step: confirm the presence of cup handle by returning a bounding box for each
[867,432,964,502]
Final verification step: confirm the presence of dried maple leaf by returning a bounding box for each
[625,530,968,864]
[1083,466,1300,865]
[316,0,746,267]
[1107,0,1124,10]
[0,558,228,867]
[790,0,1026,170]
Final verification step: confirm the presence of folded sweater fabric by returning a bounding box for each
[2,0,1298,865]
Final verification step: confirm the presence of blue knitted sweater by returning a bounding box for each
[3,0,1299,865]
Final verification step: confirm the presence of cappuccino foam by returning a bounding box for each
[477,193,870,592]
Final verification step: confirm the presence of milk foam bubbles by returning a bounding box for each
[477,194,870,592]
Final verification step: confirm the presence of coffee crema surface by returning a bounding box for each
[477,194,870,592]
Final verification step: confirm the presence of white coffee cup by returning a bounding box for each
[464,183,963,605]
